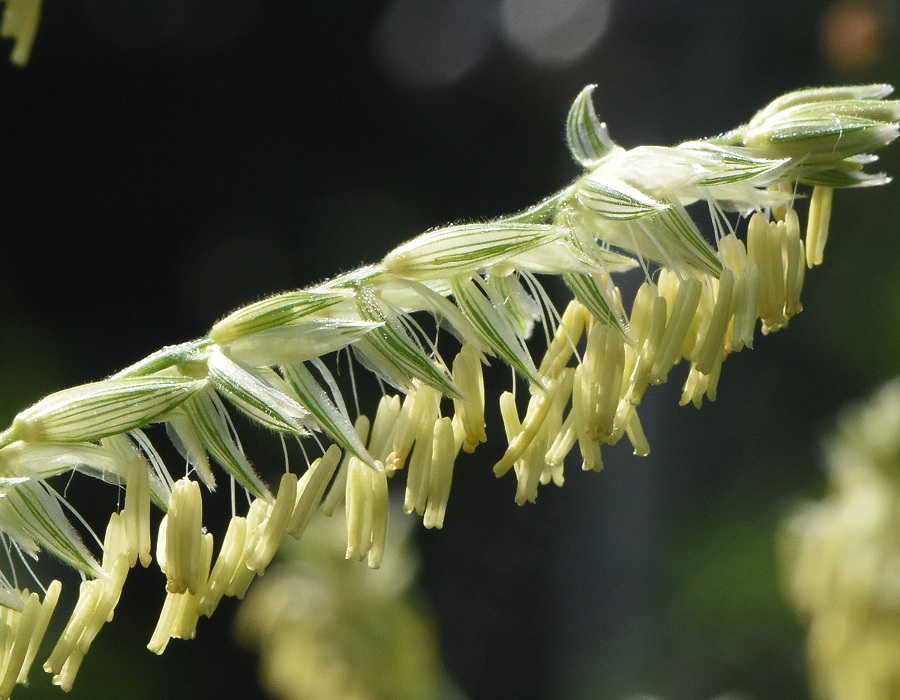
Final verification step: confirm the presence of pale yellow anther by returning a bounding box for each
[680,366,707,408]
[578,432,604,473]
[198,515,247,617]
[694,269,735,375]
[682,281,718,365]
[569,366,604,472]
[63,519,131,678]
[538,299,587,378]
[514,446,545,505]
[450,412,468,448]
[576,320,626,442]
[625,409,650,456]
[17,580,60,688]
[783,208,804,317]
[403,405,437,517]
[539,368,574,468]
[497,391,521,458]
[649,277,702,384]
[806,185,833,267]
[718,233,749,276]
[50,649,85,692]
[423,416,459,529]
[148,531,213,654]
[366,464,389,569]
[718,232,756,354]
[322,415,369,516]
[123,455,152,568]
[493,380,557,477]
[161,479,205,595]
[728,265,759,352]
[680,352,724,408]
[367,395,402,464]
[516,369,573,502]
[345,456,389,568]
[246,472,297,574]
[545,410,577,468]
[388,382,437,471]
[44,581,100,682]
[147,593,186,655]
[749,212,789,332]
[628,282,658,349]
[287,444,342,540]
[227,499,270,600]
[496,391,543,502]
[452,343,487,453]
[656,267,680,311]
[395,385,440,515]
[101,510,129,572]
[624,288,667,407]
[0,590,40,698]
[44,550,129,696]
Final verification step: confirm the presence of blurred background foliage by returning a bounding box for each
[0,1,898,699]
[781,379,900,700]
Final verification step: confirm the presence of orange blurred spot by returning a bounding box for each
[820,0,884,71]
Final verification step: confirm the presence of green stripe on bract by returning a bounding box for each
[566,84,617,168]
[653,206,723,277]
[111,340,211,379]
[564,272,626,333]
[797,165,890,188]
[2,480,101,578]
[749,84,893,126]
[778,99,900,127]
[281,363,374,466]
[210,290,349,344]
[577,174,669,221]
[165,413,217,491]
[207,350,310,435]
[451,277,543,388]
[383,222,562,280]
[678,143,789,186]
[356,287,461,399]
[221,318,379,367]
[14,377,205,443]
[488,275,540,338]
[181,390,271,500]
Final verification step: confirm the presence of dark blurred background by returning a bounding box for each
[1,1,898,699]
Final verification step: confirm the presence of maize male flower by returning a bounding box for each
[0,84,895,696]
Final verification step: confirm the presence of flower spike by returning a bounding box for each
[0,83,895,696]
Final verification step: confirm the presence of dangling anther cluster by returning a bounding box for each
[0,83,896,696]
